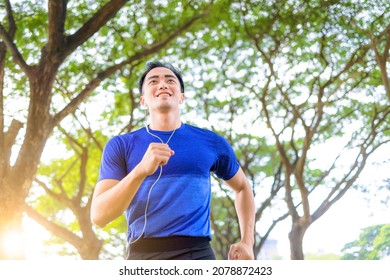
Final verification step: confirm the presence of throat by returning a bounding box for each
[148,113,182,132]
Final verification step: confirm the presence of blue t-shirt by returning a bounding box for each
[98,123,239,241]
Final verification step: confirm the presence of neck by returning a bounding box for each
[148,111,181,131]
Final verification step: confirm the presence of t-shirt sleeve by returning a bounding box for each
[98,136,127,181]
[211,135,240,181]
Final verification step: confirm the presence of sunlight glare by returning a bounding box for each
[1,229,24,259]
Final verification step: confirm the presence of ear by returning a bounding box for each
[179,93,185,104]
[140,95,148,108]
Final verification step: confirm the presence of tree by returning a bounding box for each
[349,4,390,103]
[237,0,390,260]
[25,64,144,259]
[24,122,107,259]
[210,189,239,259]
[181,0,390,259]
[341,224,390,260]
[0,0,212,259]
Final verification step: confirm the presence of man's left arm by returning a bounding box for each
[224,167,255,260]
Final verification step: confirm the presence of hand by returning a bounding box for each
[138,143,174,176]
[228,241,254,260]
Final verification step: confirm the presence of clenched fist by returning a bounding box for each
[138,143,175,176]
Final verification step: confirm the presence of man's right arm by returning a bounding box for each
[90,143,175,228]
[90,165,148,228]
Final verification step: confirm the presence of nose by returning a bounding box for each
[158,81,168,89]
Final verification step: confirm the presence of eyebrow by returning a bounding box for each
[147,74,177,81]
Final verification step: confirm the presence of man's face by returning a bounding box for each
[140,67,184,112]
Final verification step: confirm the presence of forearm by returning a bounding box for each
[91,165,147,227]
[235,183,255,245]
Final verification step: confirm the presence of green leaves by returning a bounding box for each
[341,224,390,260]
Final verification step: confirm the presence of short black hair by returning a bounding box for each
[138,61,185,94]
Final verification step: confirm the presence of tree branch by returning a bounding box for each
[51,60,127,127]
[312,107,390,222]
[52,7,209,127]
[23,204,84,250]
[58,125,84,153]
[63,0,129,59]
[255,163,284,222]
[0,7,31,75]
[4,119,24,166]
[34,177,73,209]
[369,25,390,103]
[4,0,17,37]
[77,112,104,151]
[257,212,289,251]
[76,148,88,204]
[47,0,67,53]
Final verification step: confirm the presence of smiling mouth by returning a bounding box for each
[157,92,172,97]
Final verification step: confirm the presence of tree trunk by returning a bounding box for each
[0,65,56,259]
[77,233,103,260]
[77,204,104,259]
[288,218,310,260]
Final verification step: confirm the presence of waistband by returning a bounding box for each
[129,236,210,253]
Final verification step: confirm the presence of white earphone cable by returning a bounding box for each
[129,125,176,244]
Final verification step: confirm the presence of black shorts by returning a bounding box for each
[126,236,216,260]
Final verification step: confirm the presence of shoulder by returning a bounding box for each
[182,124,234,156]
[104,127,146,150]
[183,123,224,141]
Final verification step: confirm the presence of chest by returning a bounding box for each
[124,133,218,177]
